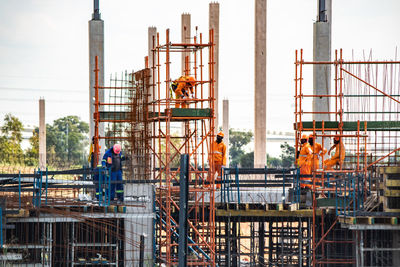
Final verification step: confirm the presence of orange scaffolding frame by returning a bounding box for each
[294,48,400,266]
[150,29,216,265]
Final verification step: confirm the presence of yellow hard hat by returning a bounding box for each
[217,132,224,137]
[301,134,308,140]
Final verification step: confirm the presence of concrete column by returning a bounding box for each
[222,99,230,167]
[209,2,220,133]
[148,27,157,112]
[254,0,267,168]
[181,13,191,75]
[313,0,331,123]
[89,2,105,156]
[39,99,46,169]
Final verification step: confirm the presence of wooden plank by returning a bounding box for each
[384,190,400,197]
[386,180,400,187]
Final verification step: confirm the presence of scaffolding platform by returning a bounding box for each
[295,121,400,131]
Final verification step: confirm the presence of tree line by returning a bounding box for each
[0,113,294,169]
[0,114,89,168]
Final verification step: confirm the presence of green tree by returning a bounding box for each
[240,151,254,168]
[0,114,24,164]
[229,129,253,166]
[267,153,282,168]
[46,116,89,167]
[24,128,39,166]
[280,142,295,168]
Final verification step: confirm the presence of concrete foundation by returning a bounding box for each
[222,99,229,166]
[89,8,105,157]
[209,2,220,132]
[254,0,267,168]
[39,99,46,169]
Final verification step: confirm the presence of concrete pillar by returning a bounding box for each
[254,0,267,168]
[209,2,220,133]
[148,27,157,111]
[39,99,46,169]
[181,13,191,75]
[313,0,331,123]
[89,1,105,157]
[222,99,230,167]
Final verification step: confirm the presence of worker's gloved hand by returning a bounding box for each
[221,165,226,169]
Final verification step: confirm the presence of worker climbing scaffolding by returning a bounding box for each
[171,76,196,108]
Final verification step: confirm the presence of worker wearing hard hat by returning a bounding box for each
[324,136,346,170]
[102,144,126,202]
[208,132,226,189]
[308,134,327,171]
[297,134,313,188]
[171,76,196,108]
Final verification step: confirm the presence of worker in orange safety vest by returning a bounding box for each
[208,132,226,189]
[171,76,196,108]
[308,134,327,171]
[297,134,313,188]
[324,136,346,170]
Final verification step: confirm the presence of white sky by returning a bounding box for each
[0,0,399,135]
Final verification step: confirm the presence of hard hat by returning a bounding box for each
[309,134,315,139]
[186,76,196,86]
[113,144,121,154]
[217,132,224,137]
[301,134,308,139]
[334,136,340,141]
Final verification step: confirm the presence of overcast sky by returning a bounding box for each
[0,0,399,134]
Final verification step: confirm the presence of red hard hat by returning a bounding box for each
[301,134,308,139]
[334,136,340,141]
[217,132,224,137]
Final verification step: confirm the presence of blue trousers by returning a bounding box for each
[111,170,124,201]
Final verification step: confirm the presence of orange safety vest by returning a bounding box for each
[174,76,195,98]
[211,141,226,165]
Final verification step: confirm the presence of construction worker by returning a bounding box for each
[102,144,126,202]
[208,132,226,189]
[297,134,313,188]
[308,134,327,171]
[324,136,346,170]
[171,76,196,108]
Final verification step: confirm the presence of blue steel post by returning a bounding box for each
[335,180,338,215]
[178,154,189,267]
[296,169,300,203]
[352,175,356,216]
[0,207,2,248]
[98,168,102,206]
[108,167,111,206]
[18,171,21,209]
[282,170,286,204]
[45,167,48,205]
[32,169,36,207]
[327,173,330,198]
[235,166,240,205]
[344,176,347,216]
